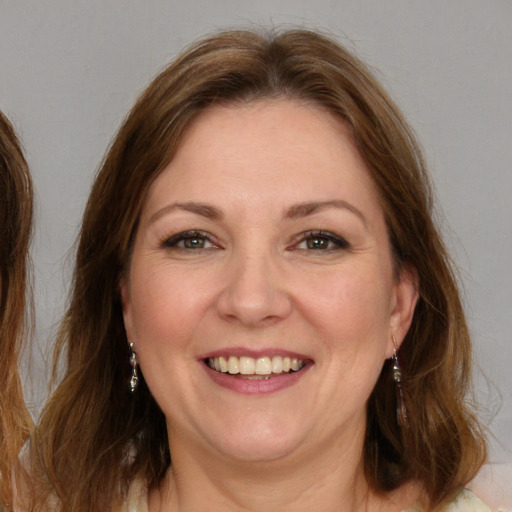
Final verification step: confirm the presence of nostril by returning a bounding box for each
[216,279,293,327]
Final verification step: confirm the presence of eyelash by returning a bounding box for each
[290,230,350,252]
[160,229,349,252]
[161,230,217,250]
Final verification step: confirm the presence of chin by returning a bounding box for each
[206,419,307,464]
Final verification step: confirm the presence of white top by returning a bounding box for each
[122,480,494,512]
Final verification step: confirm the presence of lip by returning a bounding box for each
[198,347,314,394]
[202,360,313,394]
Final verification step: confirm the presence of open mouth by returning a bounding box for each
[205,355,307,380]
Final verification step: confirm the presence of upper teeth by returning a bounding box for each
[207,356,304,375]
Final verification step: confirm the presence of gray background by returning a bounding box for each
[1,1,510,462]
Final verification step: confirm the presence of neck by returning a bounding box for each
[150,423,401,512]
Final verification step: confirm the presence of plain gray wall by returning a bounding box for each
[1,0,510,462]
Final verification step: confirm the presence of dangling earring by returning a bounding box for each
[129,342,139,393]
[392,336,407,427]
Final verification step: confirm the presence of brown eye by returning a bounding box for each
[306,236,331,250]
[293,231,349,251]
[183,236,207,249]
[162,230,216,250]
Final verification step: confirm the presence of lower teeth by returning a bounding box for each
[224,370,299,379]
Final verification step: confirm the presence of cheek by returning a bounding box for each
[129,264,214,349]
[128,269,205,399]
[298,263,393,342]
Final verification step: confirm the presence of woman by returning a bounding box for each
[0,111,33,511]
[33,29,489,511]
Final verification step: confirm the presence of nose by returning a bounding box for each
[216,248,293,327]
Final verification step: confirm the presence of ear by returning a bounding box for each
[386,264,419,357]
[118,274,135,342]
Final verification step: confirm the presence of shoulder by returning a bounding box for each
[403,489,495,512]
[468,462,512,512]
[439,489,494,512]
[121,476,149,512]
[436,489,501,512]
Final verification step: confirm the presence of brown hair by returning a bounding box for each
[0,111,33,510]
[33,29,485,511]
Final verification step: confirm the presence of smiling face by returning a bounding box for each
[120,99,418,466]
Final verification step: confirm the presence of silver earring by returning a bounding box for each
[129,342,139,393]
[392,336,407,427]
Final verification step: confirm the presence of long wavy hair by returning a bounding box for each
[0,111,33,510]
[33,29,486,511]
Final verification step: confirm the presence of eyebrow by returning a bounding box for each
[149,202,224,224]
[148,199,366,226]
[285,200,367,226]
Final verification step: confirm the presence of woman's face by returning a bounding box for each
[121,99,417,464]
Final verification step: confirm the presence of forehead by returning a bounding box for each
[141,99,382,221]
